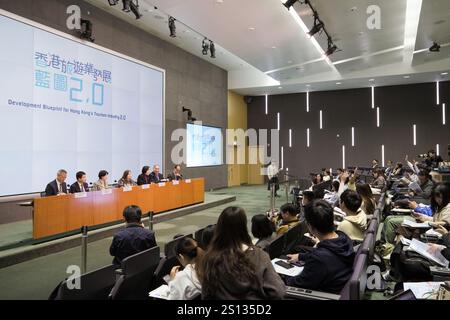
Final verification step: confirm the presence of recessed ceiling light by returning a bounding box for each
[403,75,410,79]
[369,79,375,82]
[288,60,293,64]
[336,82,341,85]
[248,27,255,31]
[278,86,283,89]
[442,72,448,75]
[215,0,224,3]
[271,46,277,49]
[306,84,311,87]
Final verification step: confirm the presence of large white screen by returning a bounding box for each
[186,124,223,167]
[0,14,164,196]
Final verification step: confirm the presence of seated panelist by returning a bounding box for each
[70,171,89,193]
[45,169,68,196]
[92,170,109,191]
[149,164,165,183]
[167,164,183,181]
[137,166,151,186]
[118,170,137,188]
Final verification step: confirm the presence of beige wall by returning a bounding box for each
[227,91,248,186]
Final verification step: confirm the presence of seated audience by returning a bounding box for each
[371,168,386,189]
[381,183,450,244]
[251,214,276,249]
[137,166,151,186]
[356,183,376,216]
[408,169,434,202]
[302,191,315,207]
[92,170,109,191]
[109,205,157,266]
[118,170,137,188]
[324,180,340,206]
[286,200,354,293]
[425,149,443,170]
[372,159,379,169]
[337,190,367,242]
[69,171,89,193]
[197,206,285,300]
[385,160,394,176]
[167,164,184,181]
[200,225,215,250]
[273,203,300,235]
[168,237,203,300]
[392,162,404,176]
[322,169,331,182]
[45,169,68,196]
[150,164,165,183]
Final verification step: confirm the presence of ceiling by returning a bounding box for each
[86,0,450,95]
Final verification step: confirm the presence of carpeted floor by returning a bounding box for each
[0,184,289,300]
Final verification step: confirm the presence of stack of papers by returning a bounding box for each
[392,208,414,214]
[371,188,381,195]
[271,258,303,277]
[408,181,422,193]
[406,239,449,267]
[425,228,443,239]
[149,285,170,300]
[403,282,443,299]
[401,219,431,229]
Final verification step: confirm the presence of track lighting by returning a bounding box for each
[80,19,95,42]
[169,16,176,37]
[122,0,142,19]
[325,37,338,56]
[307,14,324,37]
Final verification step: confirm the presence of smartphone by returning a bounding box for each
[275,260,293,269]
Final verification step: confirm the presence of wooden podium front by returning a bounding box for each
[33,178,205,239]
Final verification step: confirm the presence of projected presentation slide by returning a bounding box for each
[0,14,164,196]
[186,124,223,167]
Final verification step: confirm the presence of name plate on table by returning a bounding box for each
[74,192,87,199]
[101,189,112,195]
[123,186,133,192]
[158,182,166,187]
[141,184,150,190]
[185,179,191,184]
[172,180,180,185]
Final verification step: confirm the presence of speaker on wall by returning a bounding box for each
[244,96,254,105]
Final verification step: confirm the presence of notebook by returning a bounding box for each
[406,239,449,267]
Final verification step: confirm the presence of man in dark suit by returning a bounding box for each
[149,164,165,183]
[110,205,157,266]
[69,171,89,193]
[45,169,68,196]
[167,164,183,181]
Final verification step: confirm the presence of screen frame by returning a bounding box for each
[0,9,166,199]
[186,122,224,168]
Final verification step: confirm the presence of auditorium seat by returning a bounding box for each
[360,232,375,261]
[152,255,180,288]
[49,264,117,300]
[194,226,213,249]
[340,253,368,300]
[109,246,160,300]
[366,219,378,235]
[264,234,286,259]
[283,222,309,254]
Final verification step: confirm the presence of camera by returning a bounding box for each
[418,154,428,158]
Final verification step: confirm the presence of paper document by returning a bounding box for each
[271,258,303,277]
[403,282,443,299]
[391,208,413,214]
[425,228,443,239]
[371,188,381,195]
[408,181,422,193]
[149,285,170,300]
[407,239,449,267]
[401,219,431,229]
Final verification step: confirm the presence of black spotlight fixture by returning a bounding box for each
[325,37,338,56]
[283,0,298,10]
[429,41,441,52]
[168,16,176,37]
[202,38,209,55]
[182,107,197,122]
[209,40,216,58]
[122,0,142,19]
[80,19,95,42]
[308,13,324,37]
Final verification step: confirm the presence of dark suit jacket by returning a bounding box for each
[149,172,164,183]
[167,172,183,181]
[69,182,89,193]
[45,179,68,196]
[137,173,151,186]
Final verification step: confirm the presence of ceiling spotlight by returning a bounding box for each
[202,38,209,55]
[80,19,95,42]
[122,0,142,19]
[284,0,298,10]
[168,16,176,37]
[308,14,324,37]
[325,37,338,56]
[108,0,119,5]
[209,40,216,58]
[182,107,197,122]
[429,41,441,52]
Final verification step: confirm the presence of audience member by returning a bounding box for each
[251,214,276,249]
[273,203,300,235]
[337,190,367,242]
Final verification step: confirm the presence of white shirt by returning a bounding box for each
[79,182,85,192]
[267,164,279,179]
[168,264,201,300]
[56,180,63,193]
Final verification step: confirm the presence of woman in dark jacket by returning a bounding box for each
[196,207,285,300]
